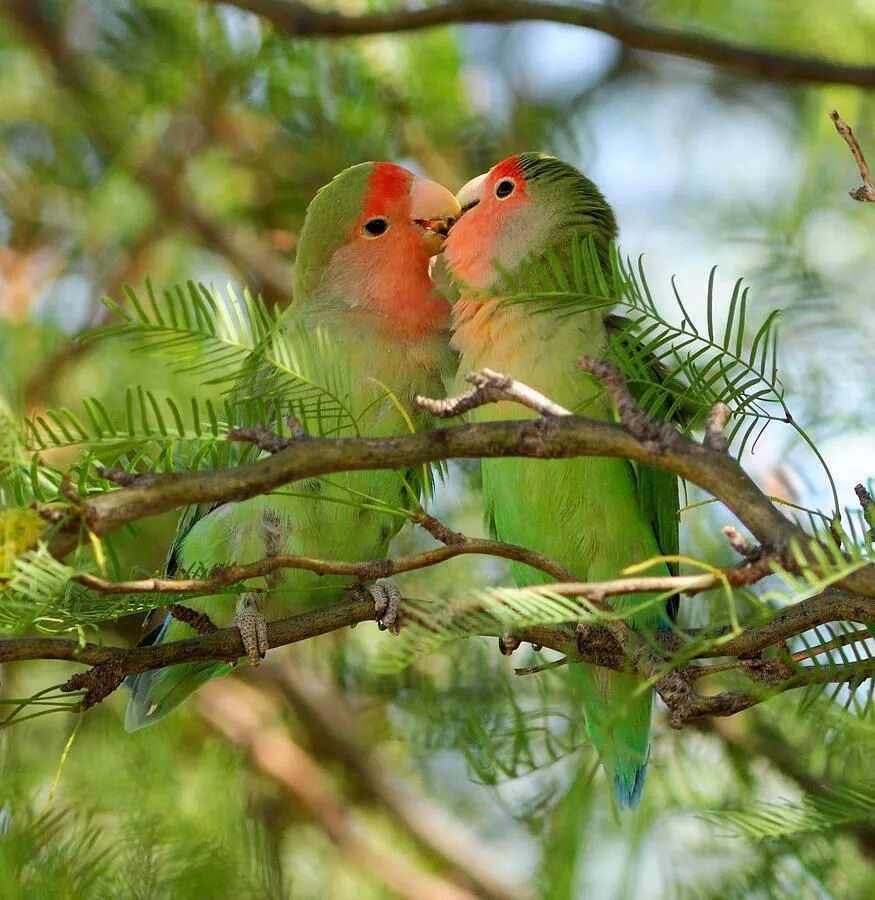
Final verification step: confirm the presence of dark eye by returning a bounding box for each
[363,217,388,236]
[495,178,515,199]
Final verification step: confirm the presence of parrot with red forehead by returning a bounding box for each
[443,153,679,808]
[126,162,460,729]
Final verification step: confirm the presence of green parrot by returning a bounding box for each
[125,162,460,730]
[443,153,679,808]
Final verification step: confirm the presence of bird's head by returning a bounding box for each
[296,162,460,336]
[444,153,617,292]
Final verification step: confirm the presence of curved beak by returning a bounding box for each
[455,172,487,215]
[410,175,461,255]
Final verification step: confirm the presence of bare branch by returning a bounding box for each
[68,533,576,595]
[831,110,875,202]
[578,355,674,446]
[207,0,875,88]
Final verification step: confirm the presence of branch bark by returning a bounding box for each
[2,584,871,724]
[40,375,875,601]
[209,0,875,88]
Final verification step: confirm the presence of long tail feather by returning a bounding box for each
[574,665,653,810]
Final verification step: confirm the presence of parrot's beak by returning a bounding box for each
[455,173,487,216]
[410,175,461,255]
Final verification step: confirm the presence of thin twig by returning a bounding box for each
[704,402,732,451]
[66,536,577,595]
[514,657,569,676]
[789,625,873,663]
[830,110,875,202]
[415,368,572,418]
[722,525,761,561]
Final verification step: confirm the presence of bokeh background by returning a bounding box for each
[2,2,875,897]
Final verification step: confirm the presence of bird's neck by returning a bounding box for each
[451,292,608,411]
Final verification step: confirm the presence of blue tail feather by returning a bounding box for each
[614,762,648,810]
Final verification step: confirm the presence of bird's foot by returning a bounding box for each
[353,581,403,634]
[498,632,521,656]
[232,597,269,666]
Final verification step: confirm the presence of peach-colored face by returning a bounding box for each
[322,163,460,338]
[444,156,540,291]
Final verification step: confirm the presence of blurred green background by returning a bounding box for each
[1,2,875,898]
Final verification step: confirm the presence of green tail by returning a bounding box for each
[124,615,233,731]
[574,665,652,809]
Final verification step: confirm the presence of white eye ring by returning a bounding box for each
[363,217,389,237]
[494,178,516,199]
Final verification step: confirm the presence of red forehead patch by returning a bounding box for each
[364,162,412,217]
[491,156,525,183]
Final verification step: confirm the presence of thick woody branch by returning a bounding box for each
[831,110,875,202]
[207,1,875,88]
[43,368,875,601]
[2,580,871,721]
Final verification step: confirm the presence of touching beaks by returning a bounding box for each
[409,175,462,254]
[455,172,487,216]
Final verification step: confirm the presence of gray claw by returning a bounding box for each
[356,581,403,634]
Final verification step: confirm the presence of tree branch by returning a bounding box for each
[208,0,875,88]
[5,367,873,724]
[2,580,871,723]
[66,534,575,595]
[40,367,875,602]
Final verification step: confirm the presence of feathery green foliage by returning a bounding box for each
[709,784,875,842]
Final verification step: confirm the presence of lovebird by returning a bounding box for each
[443,153,678,808]
[126,162,460,730]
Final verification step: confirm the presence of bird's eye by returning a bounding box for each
[363,217,389,237]
[495,178,515,199]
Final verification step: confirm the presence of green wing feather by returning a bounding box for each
[606,314,684,595]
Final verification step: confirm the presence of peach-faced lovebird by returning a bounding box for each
[443,153,678,808]
[126,162,460,730]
